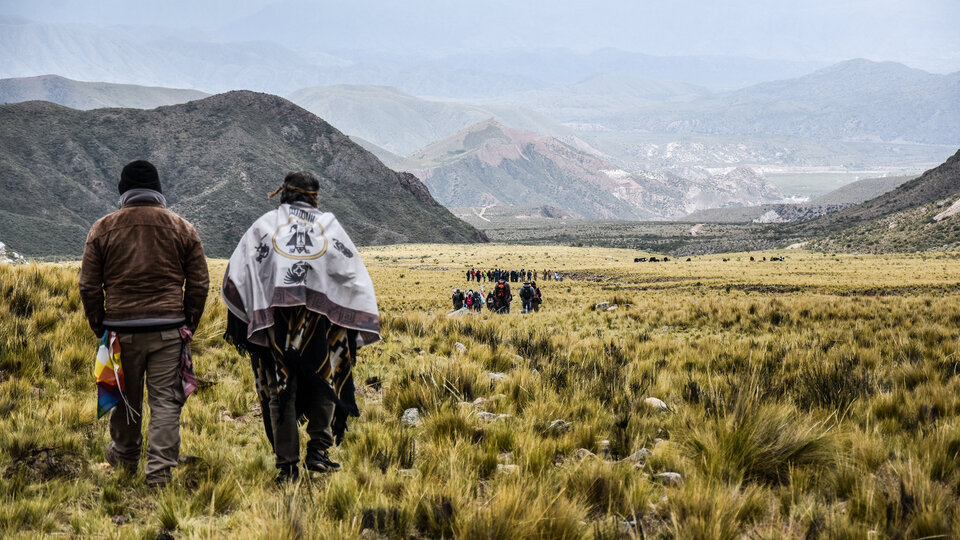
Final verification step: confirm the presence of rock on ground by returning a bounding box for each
[401,408,421,426]
[548,419,572,434]
[622,448,653,464]
[654,472,683,485]
[644,397,669,410]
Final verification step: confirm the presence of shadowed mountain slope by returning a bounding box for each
[0,91,484,257]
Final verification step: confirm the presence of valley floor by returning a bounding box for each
[3,246,960,538]
[462,220,801,256]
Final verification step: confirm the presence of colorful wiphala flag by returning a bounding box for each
[94,331,125,418]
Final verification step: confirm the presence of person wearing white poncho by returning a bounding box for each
[221,171,380,483]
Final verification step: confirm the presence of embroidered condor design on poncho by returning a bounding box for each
[222,202,380,348]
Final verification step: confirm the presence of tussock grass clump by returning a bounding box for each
[682,386,839,485]
[383,357,491,414]
[668,478,767,540]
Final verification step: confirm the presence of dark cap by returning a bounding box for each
[119,160,161,194]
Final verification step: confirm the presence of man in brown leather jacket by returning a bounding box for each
[79,160,209,487]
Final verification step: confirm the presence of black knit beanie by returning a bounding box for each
[118,160,162,194]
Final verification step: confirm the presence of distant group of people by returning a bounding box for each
[452,288,484,312]
[466,268,563,283]
[452,279,542,314]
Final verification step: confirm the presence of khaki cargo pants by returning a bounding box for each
[109,329,185,481]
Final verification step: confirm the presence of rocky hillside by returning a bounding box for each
[0,240,26,264]
[680,204,849,224]
[683,167,784,212]
[0,75,209,110]
[409,120,655,219]
[0,91,485,257]
[803,149,960,252]
[407,120,785,219]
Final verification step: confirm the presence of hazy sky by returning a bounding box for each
[3,0,959,71]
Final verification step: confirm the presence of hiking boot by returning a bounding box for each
[305,449,341,473]
[146,471,171,489]
[105,442,137,473]
[275,464,300,485]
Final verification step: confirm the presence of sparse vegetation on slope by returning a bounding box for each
[5,246,960,537]
[0,91,484,257]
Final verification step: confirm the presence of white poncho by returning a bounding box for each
[222,202,380,347]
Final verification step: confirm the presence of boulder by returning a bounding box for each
[575,448,598,460]
[622,448,653,464]
[547,419,572,434]
[401,408,421,426]
[654,472,683,485]
[644,397,669,411]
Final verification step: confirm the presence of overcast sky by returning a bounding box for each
[3,0,959,72]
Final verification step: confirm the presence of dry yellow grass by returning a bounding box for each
[3,244,960,538]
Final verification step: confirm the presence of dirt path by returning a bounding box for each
[474,205,494,222]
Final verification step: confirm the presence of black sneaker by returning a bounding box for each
[305,449,341,472]
[275,464,300,485]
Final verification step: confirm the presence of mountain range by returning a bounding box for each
[504,59,960,146]
[405,120,786,219]
[0,75,209,110]
[0,91,484,257]
[287,85,590,156]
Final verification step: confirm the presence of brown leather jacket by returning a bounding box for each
[79,194,209,336]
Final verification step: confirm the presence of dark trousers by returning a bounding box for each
[262,365,336,468]
[110,329,185,479]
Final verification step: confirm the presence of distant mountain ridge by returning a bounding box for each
[288,85,591,156]
[512,59,960,146]
[0,91,484,257]
[0,75,208,109]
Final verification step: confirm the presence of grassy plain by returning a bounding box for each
[4,244,960,538]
